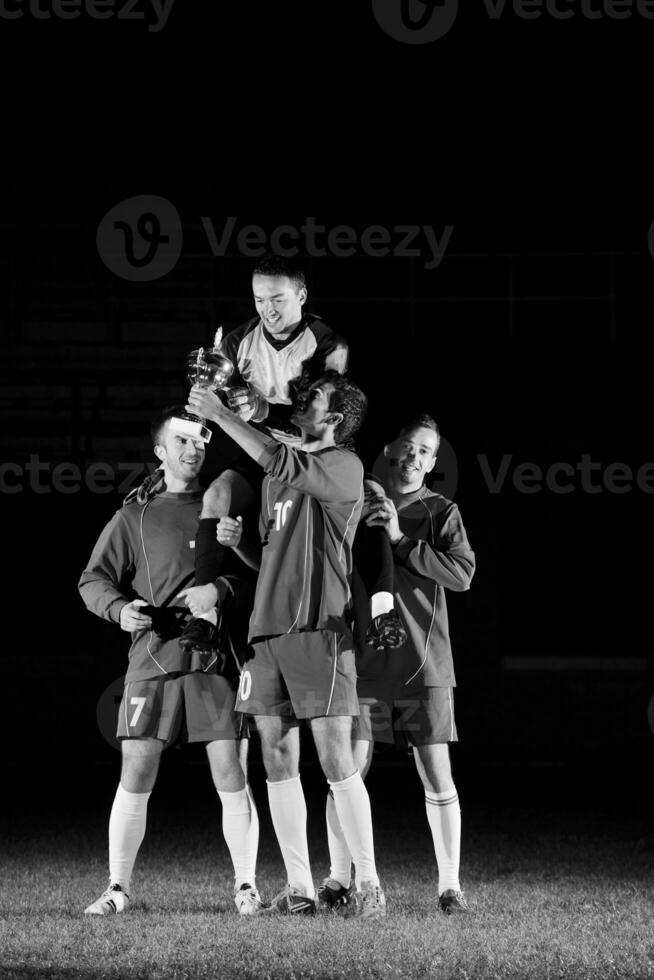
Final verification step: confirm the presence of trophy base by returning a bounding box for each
[169,413,212,443]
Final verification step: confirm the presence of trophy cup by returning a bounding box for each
[169,327,234,443]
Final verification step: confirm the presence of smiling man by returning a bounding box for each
[186,371,386,920]
[319,414,476,918]
[181,255,404,660]
[79,407,261,917]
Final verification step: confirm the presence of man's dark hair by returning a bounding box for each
[397,414,440,454]
[252,254,307,292]
[321,370,368,446]
[150,405,186,446]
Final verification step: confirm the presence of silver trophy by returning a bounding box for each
[170,328,234,443]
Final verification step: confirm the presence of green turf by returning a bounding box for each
[2,790,653,980]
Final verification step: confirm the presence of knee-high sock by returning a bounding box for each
[267,775,314,898]
[353,520,395,613]
[326,789,353,888]
[218,784,259,889]
[195,518,225,584]
[328,771,378,889]
[108,785,151,892]
[425,787,461,893]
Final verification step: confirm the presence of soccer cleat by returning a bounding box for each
[316,877,360,916]
[365,610,407,651]
[84,883,130,916]
[234,883,265,915]
[359,879,387,920]
[258,884,316,915]
[179,616,220,653]
[438,888,469,915]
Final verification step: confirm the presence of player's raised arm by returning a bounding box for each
[258,441,363,504]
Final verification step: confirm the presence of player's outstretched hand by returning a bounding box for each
[120,599,153,632]
[216,515,243,548]
[186,384,224,423]
[177,583,219,617]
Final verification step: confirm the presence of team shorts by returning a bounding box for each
[353,687,457,749]
[117,672,244,744]
[235,630,359,720]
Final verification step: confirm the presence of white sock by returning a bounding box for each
[108,784,151,893]
[425,787,461,894]
[326,790,352,888]
[328,771,378,889]
[199,609,218,625]
[218,784,259,889]
[371,591,394,619]
[267,775,314,898]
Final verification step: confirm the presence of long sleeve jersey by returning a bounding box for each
[355,487,475,692]
[78,491,252,682]
[248,442,364,642]
[221,314,349,441]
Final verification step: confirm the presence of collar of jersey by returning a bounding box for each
[260,315,308,351]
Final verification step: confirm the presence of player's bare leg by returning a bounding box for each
[180,469,257,651]
[311,717,385,918]
[413,743,467,914]
[206,738,261,913]
[254,715,314,913]
[85,738,163,915]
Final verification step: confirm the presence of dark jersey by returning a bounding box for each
[355,488,475,692]
[248,442,364,642]
[78,491,252,682]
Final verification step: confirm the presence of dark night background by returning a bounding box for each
[1,2,652,816]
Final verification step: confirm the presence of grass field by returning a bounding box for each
[1,761,653,980]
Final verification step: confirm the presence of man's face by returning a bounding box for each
[385,425,438,491]
[291,380,337,435]
[252,274,307,336]
[156,424,205,483]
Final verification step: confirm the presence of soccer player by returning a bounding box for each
[186,371,386,919]
[79,407,261,916]
[319,415,475,916]
[180,255,405,655]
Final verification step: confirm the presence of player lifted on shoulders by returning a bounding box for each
[320,415,475,916]
[79,407,261,916]
[180,255,405,656]
[186,371,386,919]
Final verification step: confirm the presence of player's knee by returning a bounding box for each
[260,743,298,781]
[201,477,232,519]
[120,756,160,793]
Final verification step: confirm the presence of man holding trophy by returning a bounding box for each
[177,254,406,657]
[185,370,386,918]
